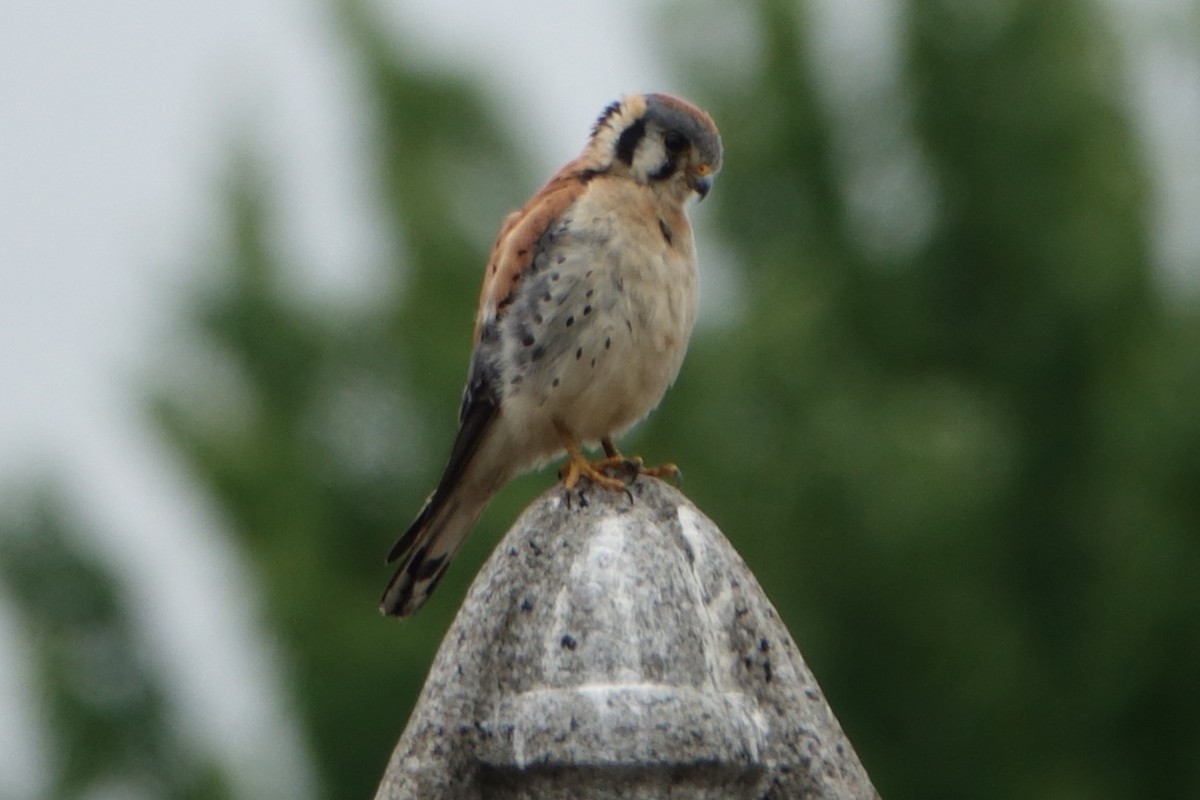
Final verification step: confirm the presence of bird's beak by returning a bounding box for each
[689,165,714,200]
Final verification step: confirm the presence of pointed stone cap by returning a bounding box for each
[375,478,879,799]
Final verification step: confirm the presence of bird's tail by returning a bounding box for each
[379,482,496,618]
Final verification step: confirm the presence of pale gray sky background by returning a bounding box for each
[0,0,1196,797]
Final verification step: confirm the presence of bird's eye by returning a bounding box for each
[663,131,688,154]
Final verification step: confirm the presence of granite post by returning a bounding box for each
[375,478,879,799]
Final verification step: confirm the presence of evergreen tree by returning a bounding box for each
[0,487,233,799]
[660,0,1200,796]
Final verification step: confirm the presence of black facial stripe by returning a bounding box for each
[649,155,677,182]
[615,119,646,166]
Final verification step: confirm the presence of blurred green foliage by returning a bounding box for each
[666,2,1200,796]
[4,0,1199,797]
[0,487,232,799]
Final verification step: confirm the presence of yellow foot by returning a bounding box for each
[554,425,684,492]
[640,462,683,484]
[559,455,630,491]
[598,437,683,485]
[555,426,629,492]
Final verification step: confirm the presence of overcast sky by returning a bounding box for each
[0,0,1196,797]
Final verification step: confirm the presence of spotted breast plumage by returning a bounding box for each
[381,93,722,618]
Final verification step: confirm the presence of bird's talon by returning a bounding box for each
[600,456,642,485]
[557,427,680,493]
[641,462,682,485]
[604,450,680,486]
[557,428,636,492]
[558,457,627,492]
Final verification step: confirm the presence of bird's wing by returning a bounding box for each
[474,157,598,339]
[380,163,595,617]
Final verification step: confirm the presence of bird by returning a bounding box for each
[381,93,722,618]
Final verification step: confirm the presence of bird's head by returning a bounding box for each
[585,93,722,203]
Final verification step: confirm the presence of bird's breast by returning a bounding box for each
[493,183,698,448]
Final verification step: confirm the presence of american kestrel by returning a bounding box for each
[381,93,722,618]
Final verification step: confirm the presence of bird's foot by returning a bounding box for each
[556,426,638,492]
[639,461,683,484]
[598,437,683,485]
[559,451,629,492]
[555,426,682,492]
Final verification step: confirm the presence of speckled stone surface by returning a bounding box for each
[375,478,879,799]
